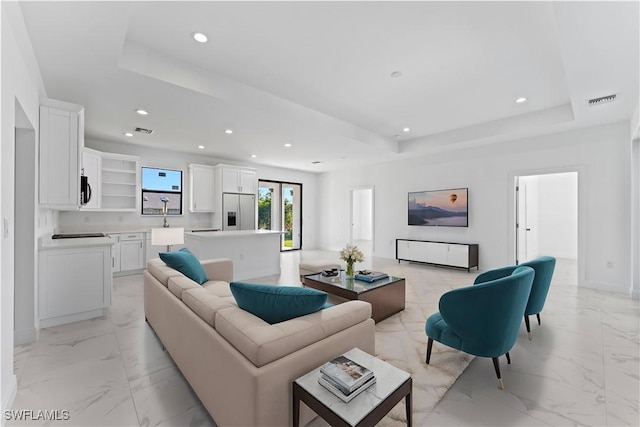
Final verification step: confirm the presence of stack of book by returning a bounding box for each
[318,355,376,402]
[354,270,389,282]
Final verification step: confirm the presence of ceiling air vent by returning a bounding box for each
[134,127,154,134]
[587,93,617,107]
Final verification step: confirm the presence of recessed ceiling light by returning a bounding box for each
[284,143,292,147]
[390,71,402,78]
[251,154,257,158]
[515,97,527,103]
[402,127,411,132]
[224,129,233,134]
[124,132,133,137]
[135,109,149,115]
[192,32,208,43]
[198,145,205,150]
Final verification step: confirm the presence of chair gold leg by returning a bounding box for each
[498,378,504,390]
[528,331,532,340]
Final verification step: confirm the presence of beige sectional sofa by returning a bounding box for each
[144,257,376,427]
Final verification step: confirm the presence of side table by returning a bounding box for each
[293,348,412,427]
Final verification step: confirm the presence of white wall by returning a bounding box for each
[59,139,320,248]
[318,121,632,295]
[1,2,48,418]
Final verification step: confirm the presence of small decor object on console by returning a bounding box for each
[339,244,364,278]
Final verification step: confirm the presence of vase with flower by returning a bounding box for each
[339,244,364,279]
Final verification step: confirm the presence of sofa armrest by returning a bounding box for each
[201,258,233,283]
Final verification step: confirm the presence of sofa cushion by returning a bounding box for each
[215,300,372,367]
[182,288,236,327]
[229,282,327,324]
[147,258,185,287]
[159,248,209,285]
[203,281,234,297]
[168,276,201,299]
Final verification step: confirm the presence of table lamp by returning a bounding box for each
[151,227,184,252]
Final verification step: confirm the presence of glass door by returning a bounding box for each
[258,180,302,251]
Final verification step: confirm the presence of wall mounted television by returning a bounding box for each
[408,188,468,227]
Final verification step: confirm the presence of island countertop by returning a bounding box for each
[185,230,284,238]
[184,230,283,280]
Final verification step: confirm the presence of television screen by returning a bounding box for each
[408,188,468,227]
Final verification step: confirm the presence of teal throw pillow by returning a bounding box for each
[159,248,209,285]
[230,282,328,324]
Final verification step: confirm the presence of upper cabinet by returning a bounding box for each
[189,164,215,212]
[100,152,139,211]
[80,148,139,211]
[39,101,84,209]
[216,165,257,194]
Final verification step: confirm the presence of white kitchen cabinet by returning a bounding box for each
[100,153,139,211]
[189,164,215,212]
[108,232,145,273]
[217,165,257,194]
[39,101,84,209]
[119,233,145,271]
[106,233,121,272]
[395,239,479,272]
[81,148,101,209]
[38,241,112,328]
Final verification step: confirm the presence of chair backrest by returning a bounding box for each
[439,266,534,358]
[519,256,556,316]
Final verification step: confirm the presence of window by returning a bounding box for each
[141,167,183,215]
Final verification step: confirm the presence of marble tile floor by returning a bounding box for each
[10,252,639,426]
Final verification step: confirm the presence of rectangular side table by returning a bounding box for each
[293,348,412,427]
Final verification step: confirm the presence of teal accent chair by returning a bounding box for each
[474,256,556,340]
[425,266,534,389]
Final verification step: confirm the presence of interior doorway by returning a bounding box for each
[350,187,374,258]
[14,100,38,345]
[515,172,578,271]
[258,180,302,251]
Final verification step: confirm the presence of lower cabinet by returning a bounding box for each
[395,239,479,272]
[39,244,112,327]
[107,232,145,274]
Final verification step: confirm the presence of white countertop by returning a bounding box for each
[39,235,114,250]
[185,230,284,239]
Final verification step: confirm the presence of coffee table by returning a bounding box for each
[293,347,412,427]
[303,272,405,323]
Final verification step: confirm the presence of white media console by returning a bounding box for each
[395,239,479,272]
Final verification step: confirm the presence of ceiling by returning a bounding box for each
[19,1,639,172]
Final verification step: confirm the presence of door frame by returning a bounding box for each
[509,166,584,281]
[349,186,375,253]
[258,179,303,251]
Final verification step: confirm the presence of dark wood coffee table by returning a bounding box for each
[303,272,405,323]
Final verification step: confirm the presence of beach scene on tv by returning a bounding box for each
[408,189,468,226]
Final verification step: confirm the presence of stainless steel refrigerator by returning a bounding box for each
[222,193,256,231]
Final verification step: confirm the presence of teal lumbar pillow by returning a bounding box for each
[230,282,328,324]
[159,247,209,285]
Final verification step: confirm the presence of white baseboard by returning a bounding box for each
[13,328,37,346]
[1,374,17,427]
[39,309,106,329]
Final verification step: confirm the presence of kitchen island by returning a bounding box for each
[184,230,283,280]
